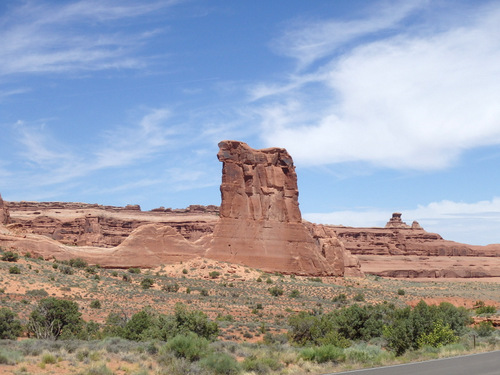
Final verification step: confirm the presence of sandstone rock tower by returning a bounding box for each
[207,140,356,276]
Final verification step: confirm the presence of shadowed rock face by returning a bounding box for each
[207,140,361,276]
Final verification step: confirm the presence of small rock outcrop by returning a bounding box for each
[206,140,361,276]
[385,212,410,229]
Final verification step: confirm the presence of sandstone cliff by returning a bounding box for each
[206,140,361,276]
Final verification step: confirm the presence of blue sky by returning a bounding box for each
[1,0,500,245]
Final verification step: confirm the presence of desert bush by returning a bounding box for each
[41,352,57,364]
[289,289,301,298]
[140,277,154,289]
[209,271,221,279]
[0,347,23,365]
[268,286,284,297]
[9,265,21,274]
[353,293,365,302]
[397,289,405,295]
[333,293,347,304]
[166,332,210,361]
[474,321,495,337]
[128,267,141,274]
[242,354,282,374]
[474,301,497,315]
[384,301,471,355]
[28,297,83,340]
[123,309,155,341]
[162,283,180,292]
[0,308,23,339]
[417,320,458,348]
[59,265,74,275]
[68,258,88,269]
[173,303,220,340]
[90,300,102,309]
[1,251,19,262]
[200,352,240,374]
[299,344,345,363]
[344,343,386,364]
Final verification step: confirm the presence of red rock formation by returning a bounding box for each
[0,194,9,225]
[206,140,361,276]
[6,202,218,247]
[0,224,204,267]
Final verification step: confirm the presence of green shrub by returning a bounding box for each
[353,293,365,302]
[69,258,88,269]
[344,343,385,363]
[128,267,141,274]
[209,271,221,279]
[9,265,21,274]
[1,251,19,262]
[173,303,220,341]
[166,332,210,361]
[0,307,23,339]
[268,286,284,297]
[417,320,458,348]
[289,289,301,298]
[333,293,347,304]
[182,268,188,274]
[28,297,83,340]
[41,352,57,364]
[242,354,282,374]
[200,352,240,374]
[300,345,345,363]
[397,289,405,296]
[474,302,496,315]
[474,321,495,337]
[90,300,102,309]
[123,309,155,341]
[59,265,74,275]
[140,277,154,289]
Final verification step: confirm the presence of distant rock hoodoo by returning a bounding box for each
[207,140,361,276]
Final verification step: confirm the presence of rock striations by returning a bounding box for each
[206,140,361,276]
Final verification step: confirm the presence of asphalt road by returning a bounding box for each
[329,350,500,375]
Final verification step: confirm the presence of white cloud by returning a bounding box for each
[272,0,426,70]
[94,108,175,169]
[305,197,500,245]
[255,2,500,170]
[0,0,177,75]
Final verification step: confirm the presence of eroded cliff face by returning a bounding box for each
[206,140,361,276]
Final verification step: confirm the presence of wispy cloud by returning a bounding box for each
[9,107,179,189]
[272,0,426,71]
[0,0,178,75]
[94,108,175,169]
[254,1,500,171]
